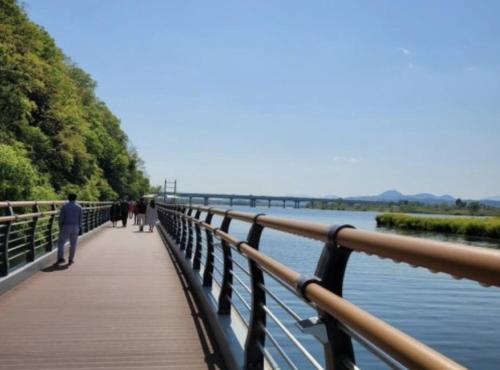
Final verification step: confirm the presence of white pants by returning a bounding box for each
[137,214,146,229]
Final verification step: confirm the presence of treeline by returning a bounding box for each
[376,213,500,239]
[0,0,149,201]
[307,199,500,217]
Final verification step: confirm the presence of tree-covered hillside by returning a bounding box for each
[0,0,149,200]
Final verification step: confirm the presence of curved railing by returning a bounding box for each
[0,201,112,277]
[157,203,500,370]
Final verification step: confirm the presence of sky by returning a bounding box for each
[23,0,500,199]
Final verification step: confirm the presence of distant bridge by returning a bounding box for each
[158,191,347,208]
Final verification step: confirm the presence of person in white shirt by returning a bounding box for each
[145,199,158,232]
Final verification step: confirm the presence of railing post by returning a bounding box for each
[313,224,356,370]
[175,207,182,244]
[244,214,266,370]
[192,210,202,270]
[202,210,215,287]
[180,207,187,250]
[0,204,14,277]
[85,204,91,233]
[46,203,56,252]
[218,210,233,314]
[80,205,86,236]
[185,208,194,259]
[27,203,39,262]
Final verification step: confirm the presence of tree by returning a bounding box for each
[0,0,150,200]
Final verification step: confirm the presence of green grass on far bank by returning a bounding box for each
[376,213,500,239]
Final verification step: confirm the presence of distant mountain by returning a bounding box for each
[481,197,500,207]
[343,190,456,204]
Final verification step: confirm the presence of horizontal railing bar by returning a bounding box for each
[229,283,252,311]
[8,250,29,261]
[7,235,30,244]
[259,322,300,370]
[228,256,251,276]
[10,220,35,227]
[0,211,57,223]
[8,243,29,253]
[304,283,464,370]
[262,304,323,370]
[258,282,302,322]
[339,322,405,370]
[231,270,252,293]
[34,242,49,249]
[227,297,249,327]
[170,205,500,287]
[0,201,113,208]
[258,342,281,370]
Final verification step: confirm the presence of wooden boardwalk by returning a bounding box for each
[0,224,224,369]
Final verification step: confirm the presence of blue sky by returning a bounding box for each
[24,0,500,198]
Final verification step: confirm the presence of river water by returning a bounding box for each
[207,207,500,369]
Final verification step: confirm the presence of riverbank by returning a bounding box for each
[307,201,500,217]
[376,213,500,239]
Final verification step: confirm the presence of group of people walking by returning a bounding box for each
[110,197,158,232]
[55,194,159,268]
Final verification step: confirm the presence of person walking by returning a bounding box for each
[110,201,120,227]
[137,198,147,232]
[133,200,139,225]
[128,200,135,219]
[55,193,82,266]
[120,199,129,227]
[145,199,158,232]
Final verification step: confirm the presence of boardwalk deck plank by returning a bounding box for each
[0,224,217,369]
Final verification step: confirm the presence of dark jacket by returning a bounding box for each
[110,203,121,221]
[137,201,147,214]
[120,201,129,216]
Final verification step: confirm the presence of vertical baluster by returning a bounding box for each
[175,207,182,244]
[27,203,39,262]
[202,210,215,287]
[185,208,194,259]
[85,204,90,234]
[244,214,266,370]
[307,224,356,370]
[218,210,233,314]
[192,210,202,270]
[0,204,14,277]
[180,207,187,250]
[46,203,56,252]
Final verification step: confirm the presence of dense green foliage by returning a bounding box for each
[376,213,500,239]
[0,0,149,200]
[307,199,500,216]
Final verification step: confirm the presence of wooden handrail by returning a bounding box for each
[169,204,500,287]
[157,203,499,369]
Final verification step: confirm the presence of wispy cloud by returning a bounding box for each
[333,156,361,164]
[400,48,411,55]
[465,66,476,71]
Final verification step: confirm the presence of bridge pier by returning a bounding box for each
[294,200,299,209]
[189,196,192,205]
[229,198,233,207]
[268,199,271,208]
[282,200,286,208]
[204,197,209,206]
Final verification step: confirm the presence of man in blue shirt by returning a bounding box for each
[56,193,82,266]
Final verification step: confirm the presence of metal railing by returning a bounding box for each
[157,203,500,370]
[0,201,112,277]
